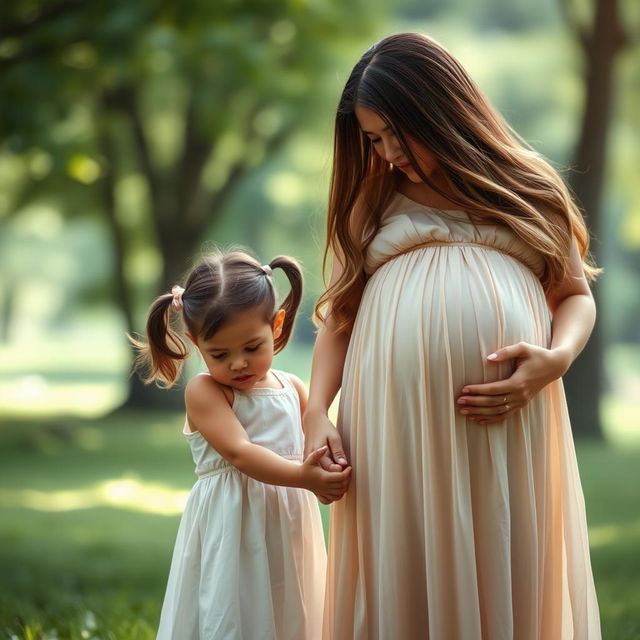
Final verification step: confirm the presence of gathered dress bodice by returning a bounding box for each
[365,191,546,279]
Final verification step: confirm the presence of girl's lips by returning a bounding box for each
[233,374,254,382]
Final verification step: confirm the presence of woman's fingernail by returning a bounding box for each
[457,398,466,405]
[487,353,498,360]
[460,409,469,415]
[462,387,470,393]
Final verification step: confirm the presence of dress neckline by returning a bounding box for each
[235,369,288,396]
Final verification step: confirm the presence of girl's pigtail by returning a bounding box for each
[269,255,303,353]
[129,293,189,387]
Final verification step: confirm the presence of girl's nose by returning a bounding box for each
[230,357,248,371]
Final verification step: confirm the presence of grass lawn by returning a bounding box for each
[0,412,639,639]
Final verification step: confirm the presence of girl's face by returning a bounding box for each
[355,104,439,183]
[192,307,285,390]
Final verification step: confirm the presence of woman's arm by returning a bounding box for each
[303,249,363,473]
[456,238,596,424]
[186,375,351,499]
[303,321,352,504]
[303,320,351,462]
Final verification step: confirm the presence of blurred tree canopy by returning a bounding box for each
[1,0,638,424]
[0,0,378,406]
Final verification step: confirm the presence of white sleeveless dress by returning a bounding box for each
[324,193,601,639]
[157,370,326,640]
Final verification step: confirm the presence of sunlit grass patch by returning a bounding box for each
[0,374,126,418]
[589,519,640,548]
[603,395,640,448]
[0,476,189,515]
[0,316,129,419]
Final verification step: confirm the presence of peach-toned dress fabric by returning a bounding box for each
[324,192,601,639]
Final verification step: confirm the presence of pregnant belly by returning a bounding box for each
[357,245,551,389]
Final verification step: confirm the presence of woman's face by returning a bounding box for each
[355,105,439,183]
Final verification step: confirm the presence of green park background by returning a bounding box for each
[1,0,639,638]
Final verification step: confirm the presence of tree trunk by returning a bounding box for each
[562,0,627,438]
[107,85,293,409]
[98,113,184,411]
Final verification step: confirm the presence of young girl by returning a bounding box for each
[133,250,351,640]
[304,33,601,639]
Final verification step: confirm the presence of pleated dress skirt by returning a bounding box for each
[323,194,601,640]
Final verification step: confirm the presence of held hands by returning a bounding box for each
[303,410,350,504]
[300,446,352,502]
[456,342,572,425]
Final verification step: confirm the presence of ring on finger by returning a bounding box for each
[504,403,510,412]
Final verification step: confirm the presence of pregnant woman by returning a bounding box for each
[304,33,601,639]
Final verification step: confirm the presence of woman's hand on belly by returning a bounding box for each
[455,341,571,425]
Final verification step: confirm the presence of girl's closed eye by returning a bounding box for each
[211,353,227,360]
[246,344,262,352]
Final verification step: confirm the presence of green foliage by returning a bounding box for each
[0,0,378,221]
[0,0,383,332]
[0,0,386,406]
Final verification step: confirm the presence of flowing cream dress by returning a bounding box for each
[324,193,601,640]
[157,371,326,640]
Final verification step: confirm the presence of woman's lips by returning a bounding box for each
[396,163,413,173]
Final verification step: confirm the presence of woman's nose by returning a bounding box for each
[383,137,402,164]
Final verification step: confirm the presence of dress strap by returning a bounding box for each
[271,369,292,392]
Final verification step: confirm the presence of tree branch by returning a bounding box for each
[205,125,293,223]
[102,86,162,218]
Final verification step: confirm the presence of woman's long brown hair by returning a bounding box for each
[316,32,599,334]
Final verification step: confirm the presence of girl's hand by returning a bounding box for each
[303,410,348,504]
[456,342,571,425]
[300,446,352,501]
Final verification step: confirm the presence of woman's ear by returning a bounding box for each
[272,309,286,339]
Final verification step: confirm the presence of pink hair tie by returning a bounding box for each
[171,285,185,311]
[261,264,273,276]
